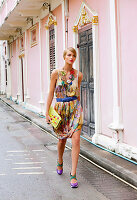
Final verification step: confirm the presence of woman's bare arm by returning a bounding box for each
[46,69,58,122]
[78,71,83,101]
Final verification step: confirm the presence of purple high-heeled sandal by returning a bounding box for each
[56,161,63,175]
[70,174,78,188]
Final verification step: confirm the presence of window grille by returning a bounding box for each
[49,24,55,76]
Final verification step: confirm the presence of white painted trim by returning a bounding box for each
[108,0,123,132]
[18,56,25,103]
[24,30,30,100]
[38,19,45,114]
[116,0,123,125]
[46,28,50,93]
[62,1,66,51]
[0,41,6,94]
[17,40,21,99]
[92,24,102,135]
[22,56,26,101]
[54,25,58,68]
[92,134,137,161]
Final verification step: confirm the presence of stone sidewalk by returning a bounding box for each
[0,94,137,189]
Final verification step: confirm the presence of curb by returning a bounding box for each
[79,145,137,188]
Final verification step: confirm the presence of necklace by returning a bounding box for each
[60,68,75,85]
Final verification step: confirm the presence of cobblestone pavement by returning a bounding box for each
[0,101,137,200]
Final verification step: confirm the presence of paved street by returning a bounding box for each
[0,100,137,200]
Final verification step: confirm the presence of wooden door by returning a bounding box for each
[78,24,95,137]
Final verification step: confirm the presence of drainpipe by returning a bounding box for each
[39,19,44,114]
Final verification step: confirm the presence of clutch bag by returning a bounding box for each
[49,106,61,129]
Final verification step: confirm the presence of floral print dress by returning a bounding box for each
[54,68,83,139]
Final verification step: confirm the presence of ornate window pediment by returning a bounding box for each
[73,2,98,32]
[45,13,57,29]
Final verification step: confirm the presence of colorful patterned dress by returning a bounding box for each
[54,68,83,139]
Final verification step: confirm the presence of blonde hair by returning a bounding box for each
[63,47,77,59]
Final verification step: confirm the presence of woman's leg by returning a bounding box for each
[71,129,81,183]
[57,138,67,170]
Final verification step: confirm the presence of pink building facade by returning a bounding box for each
[0,0,137,161]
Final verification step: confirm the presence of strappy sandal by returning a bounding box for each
[70,173,78,188]
[56,161,63,175]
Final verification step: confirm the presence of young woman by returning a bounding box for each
[46,47,83,188]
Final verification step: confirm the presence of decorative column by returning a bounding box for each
[62,1,66,50]
[0,41,6,94]
[25,30,30,103]
[16,39,21,102]
[18,53,25,103]
[108,0,123,142]
[38,19,45,114]
[45,25,50,93]
[54,21,58,69]
[6,42,11,99]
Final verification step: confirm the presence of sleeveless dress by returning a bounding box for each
[54,68,83,139]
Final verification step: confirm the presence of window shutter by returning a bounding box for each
[49,24,55,76]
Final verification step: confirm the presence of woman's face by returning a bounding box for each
[64,50,76,65]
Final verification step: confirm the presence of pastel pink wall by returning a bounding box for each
[11,40,18,98]
[119,0,137,147]
[68,0,113,136]
[27,24,41,108]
